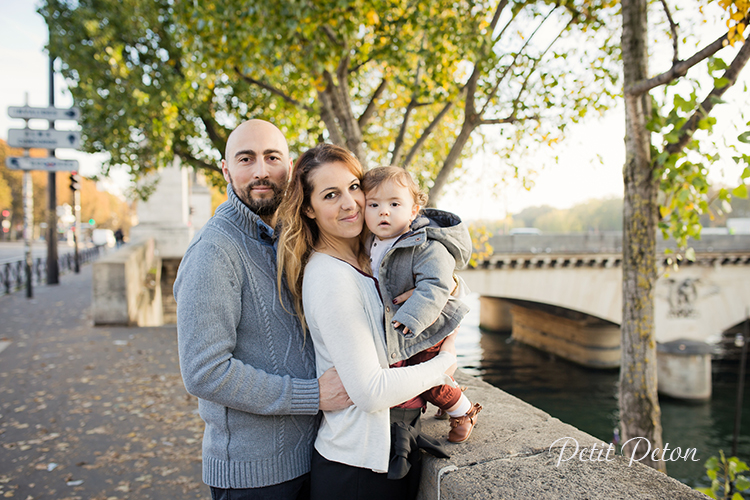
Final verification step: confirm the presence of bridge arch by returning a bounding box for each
[460,247,750,344]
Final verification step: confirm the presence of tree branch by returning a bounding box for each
[489,0,509,41]
[321,24,345,47]
[358,77,388,130]
[659,0,679,65]
[391,62,425,165]
[174,143,222,173]
[349,56,375,75]
[234,66,314,112]
[325,53,366,162]
[666,37,750,155]
[480,116,518,125]
[625,31,730,96]
[479,7,559,117]
[466,0,514,117]
[200,114,229,156]
[508,17,573,120]
[317,88,346,147]
[402,91,463,169]
[391,99,418,166]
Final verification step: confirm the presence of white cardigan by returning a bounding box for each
[302,252,455,473]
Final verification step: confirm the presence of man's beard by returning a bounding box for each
[228,174,285,216]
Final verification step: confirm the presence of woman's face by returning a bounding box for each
[305,161,365,243]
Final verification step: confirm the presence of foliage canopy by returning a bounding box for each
[41,0,620,202]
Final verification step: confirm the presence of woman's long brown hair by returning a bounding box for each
[276,143,367,333]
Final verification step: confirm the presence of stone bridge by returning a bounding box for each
[458,232,750,399]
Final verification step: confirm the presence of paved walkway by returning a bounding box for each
[0,265,205,499]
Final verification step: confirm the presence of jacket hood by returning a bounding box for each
[405,208,472,269]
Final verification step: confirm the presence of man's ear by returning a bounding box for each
[221,159,231,184]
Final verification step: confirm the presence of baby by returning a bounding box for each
[362,166,482,443]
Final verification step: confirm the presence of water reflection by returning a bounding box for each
[455,293,750,490]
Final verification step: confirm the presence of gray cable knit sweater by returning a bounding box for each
[174,185,320,489]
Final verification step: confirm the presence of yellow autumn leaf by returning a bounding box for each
[366,10,379,25]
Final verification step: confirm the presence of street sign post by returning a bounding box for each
[7,128,81,149]
[8,106,81,121]
[5,157,79,172]
[7,92,84,294]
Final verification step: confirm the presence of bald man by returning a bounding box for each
[174,120,350,500]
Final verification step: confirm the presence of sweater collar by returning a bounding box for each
[222,184,276,244]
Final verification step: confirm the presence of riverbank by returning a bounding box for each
[454,293,750,492]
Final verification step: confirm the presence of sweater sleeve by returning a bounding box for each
[391,240,456,337]
[175,238,319,416]
[304,258,454,414]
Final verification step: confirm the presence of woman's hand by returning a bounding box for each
[440,333,458,376]
[392,288,414,305]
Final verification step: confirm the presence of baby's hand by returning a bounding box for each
[392,321,411,335]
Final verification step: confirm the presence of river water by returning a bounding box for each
[455,293,750,492]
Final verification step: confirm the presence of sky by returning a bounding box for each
[1,1,748,221]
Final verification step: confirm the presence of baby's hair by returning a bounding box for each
[362,165,429,207]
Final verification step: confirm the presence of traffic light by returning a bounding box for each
[0,209,9,236]
[69,172,80,191]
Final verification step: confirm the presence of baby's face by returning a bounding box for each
[365,181,420,240]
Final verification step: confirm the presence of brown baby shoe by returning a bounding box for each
[448,403,482,443]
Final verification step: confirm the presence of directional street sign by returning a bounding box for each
[5,157,79,172]
[8,106,81,121]
[7,128,81,149]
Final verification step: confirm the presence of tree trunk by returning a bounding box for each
[427,118,477,205]
[620,0,666,473]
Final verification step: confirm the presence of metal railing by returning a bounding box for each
[0,246,102,296]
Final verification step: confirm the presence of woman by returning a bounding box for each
[276,144,457,500]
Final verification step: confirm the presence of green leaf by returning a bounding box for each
[714,77,730,89]
[733,183,749,199]
[685,247,696,262]
[698,117,717,130]
[733,458,750,474]
[742,167,750,180]
[734,475,750,491]
[709,57,728,72]
[739,131,750,144]
[695,487,715,498]
[665,132,680,144]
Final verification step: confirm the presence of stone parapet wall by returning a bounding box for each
[485,232,750,256]
[417,371,708,499]
[160,258,181,324]
[92,239,163,327]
